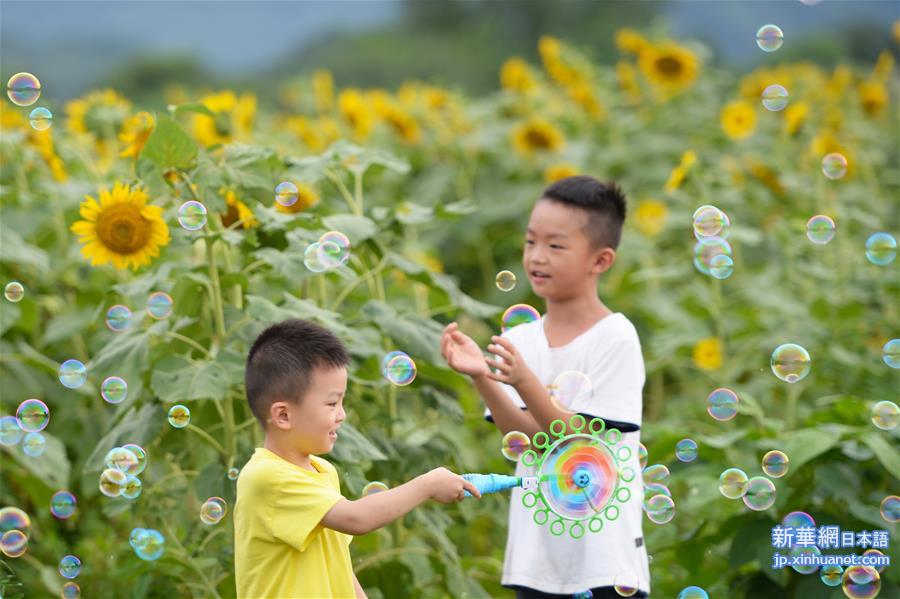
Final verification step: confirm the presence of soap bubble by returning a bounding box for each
[638,443,648,469]
[718,468,749,499]
[762,450,789,478]
[742,476,776,511]
[862,549,886,574]
[501,431,531,461]
[692,237,731,276]
[0,507,30,541]
[28,107,52,131]
[59,359,87,389]
[643,464,669,485]
[865,232,897,266]
[612,575,639,597]
[101,376,128,404]
[275,181,298,207]
[122,476,142,500]
[495,270,517,292]
[200,497,227,525]
[105,446,139,472]
[98,468,127,497]
[0,530,27,558]
[146,292,173,319]
[821,153,848,180]
[105,304,132,331]
[58,554,81,579]
[501,304,540,333]
[168,404,191,428]
[0,416,23,446]
[129,527,150,550]
[709,254,734,280]
[317,231,351,267]
[880,495,899,523]
[756,24,784,52]
[134,528,165,561]
[16,398,49,432]
[50,491,77,519]
[677,586,708,599]
[789,544,821,574]
[761,84,789,111]
[692,205,728,239]
[806,215,835,244]
[61,582,80,599]
[383,353,416,386]
[549,371,592,411]
[4,281,24,302]
[841,566,880,599]
[122,444,147,476]
[303,242,327,272]
[645,494,675,524]
[6,72,41,106]
[782,511,815,529]
[178,200,207,231]
[707,388,739,421]
[362,482,389,497]
[770,343,811,383]
[21,432,45,457]
[871,401,899,430]
[227,467,239,480]
[820,564,843,586]
[675,439,698,462]
[883,339,900,368]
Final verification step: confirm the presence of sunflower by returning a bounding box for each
[616,60,643,103]
[810,132,854,177]
[221,190,257,229]
[739,66,792,102]
[70,183,170,271]
[872,50,895,82]
[285,115,340,153]
[615,28,649,55]
[544,163,579,184]
[275,183,319,214]
[511,118,565,156]
[29,130,68,182]
[192,90,256,147]
[634,200,668,237]
[638,42,698,94]
[381,105,421,144]
[119,111,155,159]
[783,101,808,136]
[894,20,900,43]
[858,80,888,117]
[338,89,374,140]
[747,160,784,196]
[720,100,756,140]
[313,69,335,113]
[692,337,722,371]
[664,150,697,192]
[65,88,132,140]
[501,57,538,94]
[567,83,606,120]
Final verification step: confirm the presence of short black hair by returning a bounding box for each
[245,319,350,425]
[540,176,627,250]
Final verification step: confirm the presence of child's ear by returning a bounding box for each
[592,247,616,274]
[269,401,292,430]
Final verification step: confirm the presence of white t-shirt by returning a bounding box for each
[484,312,650,595]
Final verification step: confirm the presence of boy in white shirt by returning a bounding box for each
[441,176,650,598]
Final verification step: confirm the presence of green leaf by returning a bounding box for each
[142,113,198,170]
[1,430,70,489]
[321,214,378,243]
[83,403,162,474]
[777,427,842,474]
[171,102,216,118]
[861,433,900,480]
[329,422,387,462]
[0,223,50,273]
[150,355,233,402]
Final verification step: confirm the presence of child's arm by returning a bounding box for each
[352,572,367,599]
[470,372,542,438]
[321,467,481,536]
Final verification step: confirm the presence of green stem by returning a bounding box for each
[163,331,211,358]
[330,254,390,311]
[186,424,227,456]
[162,520,223,599]
[354,169,364,214]
[786,384,801,431]
[326,169,361,215]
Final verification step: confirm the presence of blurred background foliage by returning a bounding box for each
[1,1,899,598]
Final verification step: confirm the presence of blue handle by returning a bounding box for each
[462,473,522,497]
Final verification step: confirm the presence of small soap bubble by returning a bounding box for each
[98,468,127,497]
[501,431,531,461]
[130,527,149,549]
[692,237,731,276]
[16,398,49,432]
[275,181,298,207]
[101,376,128,405]
[692,205,727,239]
[643,483,672,508]
[4,281,24,302]
[383,353,416,386]
[7,72,41,106]
[883,339,900,369]
[761,84,789,111]
[638,443,648,469]
[146,292,173,319]
[645,495,675,524]
[821,153,848,180]
[105,446,139,472]
[21,432,45,457]
[59,359,87,389]
[842,566,881,599]
[0,416,23,446]
[61,582,81,599]
[318,231,351,267]
[782,511,815,529]
[0,507,30,539]
[178,200,207,231]
[495,270,517,292]
[105,304,132,332]
[134,528,165,561]
[167,404,191,428]
[50,491,77,519]
[501,304,540,333]
[865,232,897,266]
[862,549,886,574]
[707,388,739,421]
[675,439,698,462]
[677,587,708,599]
[28,106,52,131]
[613,575,639,597]
[762,450,789,477]
[756,24,784,52]
[549,371,592,411]
[880,495,899,523]
[771,343,811,383]
[121,444,147,476]
[821,564,844,586]
[362,481,389,497]
[227,467,239,480]
[806,215,835,244]
[122,476,142,499]
[58,554,81,579]
[303,242,327,272]
[709,254,733,280]
[0,530,27,558]
[200,497,227,525]
[642,464,669,485]
[316,240,344,269]
[742,476,776,511]
[871,400,899,430]
[718,468,749,499]
[789,544,821,574]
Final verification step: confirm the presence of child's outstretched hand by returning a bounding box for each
[486,335,533,387]
[441,322,489,377]
[425,467,482,503]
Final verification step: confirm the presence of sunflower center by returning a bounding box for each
[214,113,232,137]
[525,128,552,148]
[655,56,683,77]
[96,203,151,254]
[221,202,240,228]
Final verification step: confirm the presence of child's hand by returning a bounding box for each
[441,322,489,378]
[486,335,536,388]
[424,467,482,503]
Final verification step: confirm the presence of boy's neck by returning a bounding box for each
[544,294,611,331]
[263,435,315,472]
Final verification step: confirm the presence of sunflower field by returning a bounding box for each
[1,23,899,599]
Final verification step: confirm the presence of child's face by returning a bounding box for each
[270,365,347,455]
[523,199,614,300]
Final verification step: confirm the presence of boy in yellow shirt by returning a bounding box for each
[234,319,481,599]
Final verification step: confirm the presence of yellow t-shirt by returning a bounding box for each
[234,447,355,598]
